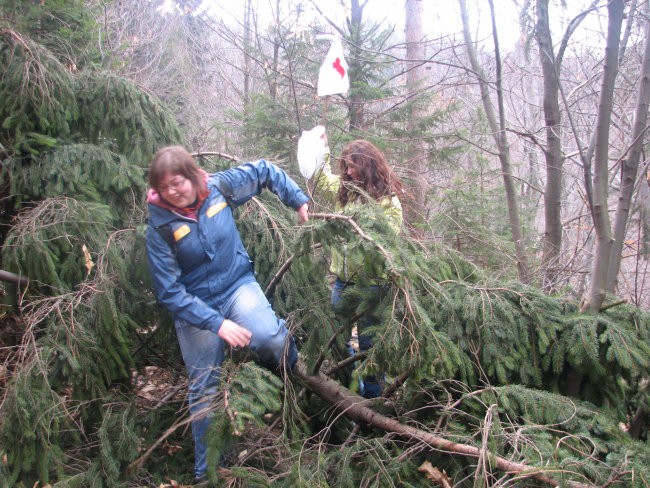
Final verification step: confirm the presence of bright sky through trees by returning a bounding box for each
[161,0,608,53]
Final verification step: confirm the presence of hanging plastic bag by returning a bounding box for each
[317,36,349,97]
[297,125,329,179]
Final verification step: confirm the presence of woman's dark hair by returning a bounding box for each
[337,140,403,207]
[148,146,207,199]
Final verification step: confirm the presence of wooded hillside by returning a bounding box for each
[0,1,649,487]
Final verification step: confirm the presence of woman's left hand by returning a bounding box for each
[296,203,309,223]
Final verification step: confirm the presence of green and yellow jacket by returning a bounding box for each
[313,158,403,285]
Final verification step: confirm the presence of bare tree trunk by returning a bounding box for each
[269,0,280,100]
[536,0,565,291]
[243,0,252,104]
[405,0,428,225]
[581,0,625,312]
[459,0,530,283]
[348,0,366,131]
[618,0,637,61]
[606,2,650,293]
[641,166,650,258]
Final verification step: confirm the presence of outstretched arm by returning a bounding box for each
[215,159,309,210]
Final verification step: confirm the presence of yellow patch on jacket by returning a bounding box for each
[173,224,191,241]
[206,202,228,218]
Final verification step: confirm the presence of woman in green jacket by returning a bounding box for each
[312,139,404,398]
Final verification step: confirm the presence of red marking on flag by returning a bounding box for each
[333,57,345,78]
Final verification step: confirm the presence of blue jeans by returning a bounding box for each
[175,277,297,478]
[331,278,384,399]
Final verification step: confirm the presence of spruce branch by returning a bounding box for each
[264,243,322,298]
[312,309,365,374]
[265,254,297,298]
[0,269,29,287]
[193,151,239,162]
[309,212,400,278]
[382,367,412,398]
[599,299,627,312]
[294,363,593,488]
[324,351,368,376]
[126,410,195,475]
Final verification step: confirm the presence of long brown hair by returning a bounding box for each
[337,140,403,207]
[148,145,208,200]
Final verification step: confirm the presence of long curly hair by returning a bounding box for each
[337,139,403,207]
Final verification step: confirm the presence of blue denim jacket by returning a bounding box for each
[146,159,309,333]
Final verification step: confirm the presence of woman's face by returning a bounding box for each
[158,172,197,208]
[344,162,362,182]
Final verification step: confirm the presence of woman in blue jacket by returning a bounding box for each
[145,145,309,480]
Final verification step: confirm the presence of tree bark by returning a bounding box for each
[606,2,650,293]
[581,0,625,312]
[0,269,29,287]
[404,0,428,225]
[641,166,650,257]
[536,0,565,291]
[243,0,252,104]
[269,0,280,100]
[459,0,530,283]
[348,0,366,131]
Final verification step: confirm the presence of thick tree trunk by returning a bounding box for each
[294,364,590,487]
[459,0,530,283]
[536,0,565,291]
[582,0,625,312]
[606,2,650,294]
[404,0,428,224]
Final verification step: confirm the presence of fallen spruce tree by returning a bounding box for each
[3,175,648,487]
[1,16,648,488]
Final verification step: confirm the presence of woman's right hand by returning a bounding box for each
[218,319,252,348]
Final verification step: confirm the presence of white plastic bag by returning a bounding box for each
[317,36,349,97]
[297,125,329,179]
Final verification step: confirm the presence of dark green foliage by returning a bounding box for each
[5,144,145,209]
[0,28,77,156]
[233,93,301,160]
[461,385,650,487]
[237,191,650,486]
[0,362,70,486]
[0,0,97,66]
[3,198,114,290]
[431,157,519,275]
[203,362,285,482]
[74,72,183,164]
[0,18,182,487]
